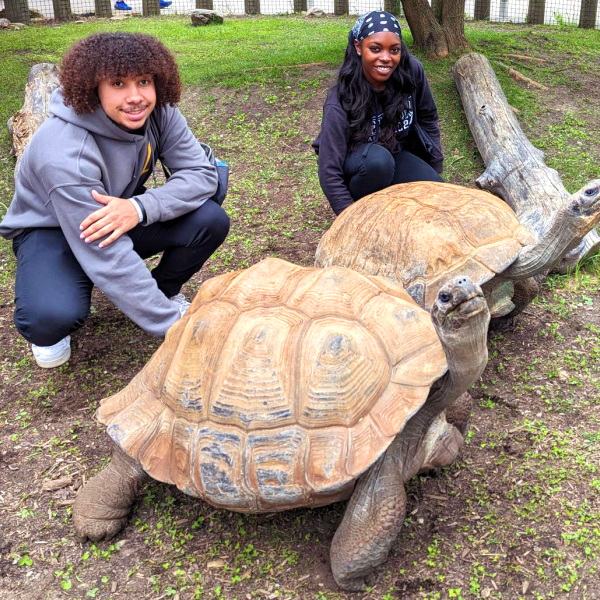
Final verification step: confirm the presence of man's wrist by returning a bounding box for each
[128,198,146,224]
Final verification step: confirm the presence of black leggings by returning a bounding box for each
[343,143,443,201]
[12,200,229,346]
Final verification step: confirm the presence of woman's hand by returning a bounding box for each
[79,190,140,248]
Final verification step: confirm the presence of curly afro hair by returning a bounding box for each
[60,32,182,114]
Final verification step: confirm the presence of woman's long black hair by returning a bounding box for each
[337,36,415,151]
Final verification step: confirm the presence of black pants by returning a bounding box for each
[12,200,230,346]
[343,143,443,201]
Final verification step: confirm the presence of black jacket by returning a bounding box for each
[312,56,443,215]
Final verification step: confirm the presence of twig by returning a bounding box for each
[495,61,548,90]
[504,53,545,63]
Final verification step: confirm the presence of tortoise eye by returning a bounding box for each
[439,292,452,303]
[584,188,597,196]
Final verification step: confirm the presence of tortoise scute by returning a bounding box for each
[162,302,240,423]
[209,308,304,430]
[298,318,391,428]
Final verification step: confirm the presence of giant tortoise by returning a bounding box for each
[315,180,600,322]
[72,258,490,591]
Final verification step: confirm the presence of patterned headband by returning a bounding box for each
[350,11,402,43]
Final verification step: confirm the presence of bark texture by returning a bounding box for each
[452,53,600,273]
[143,0,160,16]
[579,0,598,28]
[94,0,112,18]
[4,0,31,23]
[9,63,60,175]
[400,0,469,58]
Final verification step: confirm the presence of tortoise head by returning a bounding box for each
[567,179,600,232]
[431,277,489,332]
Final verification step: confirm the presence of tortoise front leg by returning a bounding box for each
[330,448,408,591]
[73,444,149,542]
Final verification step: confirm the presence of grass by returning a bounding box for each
[1,14,600,600]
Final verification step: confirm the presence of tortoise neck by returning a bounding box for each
[505,200,596,280]
[394,309,489,479]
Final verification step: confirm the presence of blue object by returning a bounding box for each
[159,0,172,7]
[114,0,132,8]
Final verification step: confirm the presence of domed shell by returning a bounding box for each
[315,182,534,310]
[97,258,447,512]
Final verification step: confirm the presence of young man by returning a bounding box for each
[0,33,230,368]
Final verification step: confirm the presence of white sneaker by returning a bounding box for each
[170,293,190,317]
[31,335,71,369]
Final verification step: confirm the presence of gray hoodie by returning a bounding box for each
[0,89,219,337]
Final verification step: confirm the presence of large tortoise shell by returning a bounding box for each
[315,182,534,310]
[98,259,447,512]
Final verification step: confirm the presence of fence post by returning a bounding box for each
[293,0,307,12]
[4,0,31,22]
[143,0,160,15]
[244,0,260,14]
[196,0,214,8]
[95,0,112,17]
[579,0,598,27]
[474,0,490,19]
[52,0,72,19]
[334,0,348,15]
[527,0,546,24]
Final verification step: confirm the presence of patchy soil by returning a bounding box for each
[1,27,600,600]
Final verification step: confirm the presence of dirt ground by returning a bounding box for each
[1,33,600,600]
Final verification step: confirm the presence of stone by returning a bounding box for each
[190,8,223,26]
[0,18,10,28]
[306,7,324,16]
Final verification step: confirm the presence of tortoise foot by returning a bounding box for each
[490,315,516,331]
[73,445,148,542]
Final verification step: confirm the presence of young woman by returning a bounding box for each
[313,11,444,216]
[0,33,229,368]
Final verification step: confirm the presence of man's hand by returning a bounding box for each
[80,191,140,248]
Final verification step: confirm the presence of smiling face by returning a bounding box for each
[354,31,401,91]
[97,74,156,131]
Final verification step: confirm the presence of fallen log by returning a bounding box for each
[8,63,60,174]
[452,52,599,273]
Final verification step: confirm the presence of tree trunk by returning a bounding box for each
[143,0,160,15]
[579,0,598,28]
[400,0,469,58]
[334,0,348,16]
[474,0,490,20]
[4,0,31,23]
[244,0,260,14]
[52,0,72,19]
[196,0,214,8]
[401,0,449,57]
[452,53,600,273]
[527,0,546,24]
[431,0,441,19]
[95,0,112,18]
[384,0,402,15]
[440,0,470,50]
[293,0,306,11]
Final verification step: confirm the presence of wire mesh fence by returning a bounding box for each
[1,0,598,29]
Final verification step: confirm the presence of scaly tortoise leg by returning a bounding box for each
[73,444,149,542]
[330,448,408,591]
[490,277,540,330]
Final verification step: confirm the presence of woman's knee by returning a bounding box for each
[14,300,88,346]
[360,144,395,181]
